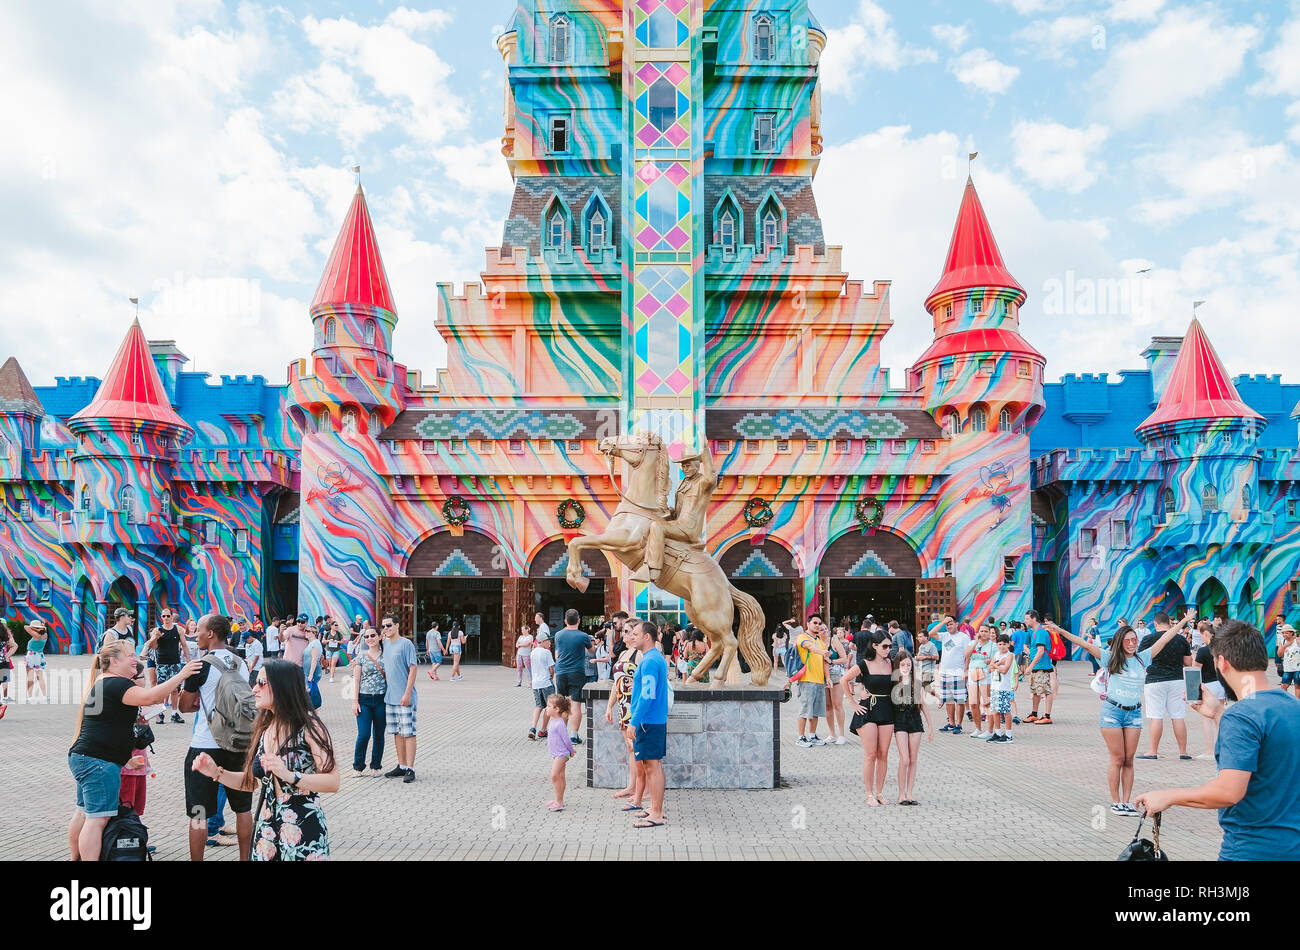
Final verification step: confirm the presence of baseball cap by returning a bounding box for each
[296,613,309,623]
[113,607,133,619]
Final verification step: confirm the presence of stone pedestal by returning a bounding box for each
[582,682,783,789]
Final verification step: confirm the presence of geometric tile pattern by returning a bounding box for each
[845,551,896,578]
[732,549,782,578]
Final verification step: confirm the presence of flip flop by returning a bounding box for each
[620,802,644,812]
[632,819,664,828]
[1136,754,1158,760]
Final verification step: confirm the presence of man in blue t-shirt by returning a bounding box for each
[629,619,668,829]
[553,608,594,745]
[1137,621,1300,860]
[1023,610,1056,724]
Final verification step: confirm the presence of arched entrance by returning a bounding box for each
[405,530,508,664]
[719,540,799,649]
[1197,577,1229,621]
[818,530,922,630]
[1155,579,1185,617]
[1236,578,1259,627]
[74,577,97,655]
[528,540,612,634]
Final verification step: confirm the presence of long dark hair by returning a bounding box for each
[864,629,890,661]
[1107,625,1138,676]
[243,659,336,784]
[892,648,923,705]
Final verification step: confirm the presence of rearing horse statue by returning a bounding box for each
[564,432,772,687]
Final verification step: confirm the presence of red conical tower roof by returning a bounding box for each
[1138,319,1263,430]
[311,186,396,314]
[69,320,190,431]
[926,177,1025,310]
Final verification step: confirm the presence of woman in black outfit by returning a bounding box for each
[68,639,201,859]
[891,649,934,805]
[842,629,895,806]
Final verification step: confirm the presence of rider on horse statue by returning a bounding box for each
[646,441,716,586]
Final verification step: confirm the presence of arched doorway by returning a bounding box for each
[818,530,922,630]
[1236,578,1259,627]
[106,577,139,645]
[1155,579,1185,618]
[719,540,799,650]
[1197,577,1229,621]
[74,577,97,655]
[528,540,612,634]
[405,530,508,664]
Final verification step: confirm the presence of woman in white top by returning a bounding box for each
[514,625,534,687]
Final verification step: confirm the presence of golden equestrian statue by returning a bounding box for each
[564,432,772,687]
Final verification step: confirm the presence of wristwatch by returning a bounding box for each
[289,771,302,789]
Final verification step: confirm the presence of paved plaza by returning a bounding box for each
[1,656,1229,861]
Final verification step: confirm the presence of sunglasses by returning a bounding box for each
[382,622,394,628]
[364,632,379,639]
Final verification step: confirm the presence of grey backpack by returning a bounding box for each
[200,654,257,753]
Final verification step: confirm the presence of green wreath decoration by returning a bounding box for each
[857,497,884,531]
[743,497,774,528]
[442,495,471,526]
[558,498,586,530]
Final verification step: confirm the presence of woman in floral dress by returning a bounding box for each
[192,658,339,860]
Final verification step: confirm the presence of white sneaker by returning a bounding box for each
[796,736,811,748]
[834,735,846,745]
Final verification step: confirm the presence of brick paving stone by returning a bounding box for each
[0,657,1230,860]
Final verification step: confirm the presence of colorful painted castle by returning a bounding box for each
[2,0,1297,659]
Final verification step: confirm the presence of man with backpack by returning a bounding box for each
[1022,610,1059,725]
[180,614,256,861]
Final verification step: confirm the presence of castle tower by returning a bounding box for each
[65,320,194,626]
[0,357,46,482]
[1137,319,1267,617]
[911,177,1045,622]
[291,185,405,620]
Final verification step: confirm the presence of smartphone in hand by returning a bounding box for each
[1184,666,1202,702]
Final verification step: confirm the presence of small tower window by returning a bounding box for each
[1202,484,1219,512]
[131,433,143,451]
[971,407,988,432]
[550,14,571,62]
[364,319,377,345]
[753,113,776,153]
[20,500,32,522]
[588,209,605,253]
[80,487,91,513]
[342,409,358,435]
[317,410,330,433]
[161,489,171,521]
[549,115,570,153]
[235,528,249,554]
[1163,488,1176,516]
[762,211,780,255]
[719,211,736,254]
[324,317,337,344]
[943,304,953,322]
[753,13,775,61]
[548,211,568,250]
[369,411,382,435]
[204,519,218,545]
[998,409,1012,432]
[1241,485,1251,510]
[119,485,136,522]
[943,411,960,437]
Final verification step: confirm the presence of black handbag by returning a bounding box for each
[1118,812,1168,861]
[132,721,155,750]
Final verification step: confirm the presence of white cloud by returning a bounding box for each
[1133,133,1291,224]
[930,23,969,52]
[1106,0,1165,22]
[432,139,514,194]
[272,63,392,148]
[1012,120,1109,191]
[949,48,1020,94]
[385,7,453,35]
[1015,16,1099,61]
[990,0,1069,14]
[821,0,938,96]
[301,8,467,149]
[1287,101,1300,144]
[1253,17,1300,97]
[1090,8,1260,126]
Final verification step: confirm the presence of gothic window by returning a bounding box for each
[753,113,776,153]
[1163,488,1175,516]
[719,211,736,254]
[369,411,382,435]
[583,192,611,254]
[161,489,171,521]
[342,408,358,435]
[971,406,989,432]
[753,14,775,61]
[1202,484,1219,512]
[317,410,329,433]
[550,14,571,62]
[757,195,784,255]
[999,409,1012,432]
[324,318,337,344]
[364,319,377,345]
[549,115,570,153]
[80,487,90,513]
[762,211,779,254]
[1241,485,1251,510]
[548,210,568,250]
[588,209,605,251]
[943,411,959,436]
[119,485,136,522]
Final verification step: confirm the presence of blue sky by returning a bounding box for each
[4,0,1298,394]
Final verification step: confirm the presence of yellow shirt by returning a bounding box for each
[795,632,825,685]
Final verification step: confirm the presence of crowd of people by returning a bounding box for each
[32,593,1300,860]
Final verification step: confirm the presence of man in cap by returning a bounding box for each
[282,613,309,667]
[102,607,136,650]
[645,441,716,586]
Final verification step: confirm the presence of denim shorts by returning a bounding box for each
[69,753,123,819]
[1099,701,1143,730]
